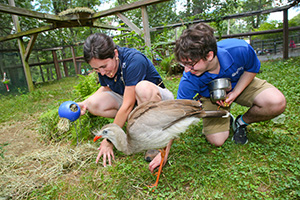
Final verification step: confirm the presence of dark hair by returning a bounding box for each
[83,33,116,63]
[174,23,217,63]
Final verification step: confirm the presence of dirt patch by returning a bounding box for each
[0,117,44,157]
[0,116,97,199]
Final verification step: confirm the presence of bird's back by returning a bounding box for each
[126,100,206,152]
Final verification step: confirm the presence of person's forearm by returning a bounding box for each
[232,71,256,96]
[113,104,135,127]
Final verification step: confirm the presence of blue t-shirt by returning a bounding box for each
[177,38,261,99]
[98,47,162,95]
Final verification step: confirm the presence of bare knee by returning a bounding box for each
[266,92,286,116]
[275,94,286,115]
[136,81,161,103]
[206,131,229,147]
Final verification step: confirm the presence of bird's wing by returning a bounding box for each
[125,100,204,151]
[127,99,203,131]
[125,99,228,152]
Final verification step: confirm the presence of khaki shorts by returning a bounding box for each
[202,77,274,135]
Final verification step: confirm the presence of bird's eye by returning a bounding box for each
[103,130,108,134]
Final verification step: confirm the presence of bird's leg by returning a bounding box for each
[149,147,166,191]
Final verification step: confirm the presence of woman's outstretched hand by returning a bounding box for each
[96,139,115,167]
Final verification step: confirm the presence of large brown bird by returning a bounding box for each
[93,99,229,190]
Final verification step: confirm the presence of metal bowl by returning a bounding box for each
[208,78,232,92]
[210,89,226,103]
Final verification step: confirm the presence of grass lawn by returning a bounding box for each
[0,57,299,199]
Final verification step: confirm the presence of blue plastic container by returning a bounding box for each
[58,101,81,122]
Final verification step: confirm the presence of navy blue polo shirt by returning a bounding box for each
[177,38,261,99]
[98,47,162,95]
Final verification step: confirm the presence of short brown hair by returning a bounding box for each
[174,23,217,63]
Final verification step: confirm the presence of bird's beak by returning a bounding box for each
[93,135,102,142]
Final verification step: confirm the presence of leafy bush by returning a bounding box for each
[73,72,99,98]
[38,73,110,144]
[39,108,110,145]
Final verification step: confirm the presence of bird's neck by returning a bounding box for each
[112,128,133,155]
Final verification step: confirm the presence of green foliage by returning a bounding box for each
[159,53,178,75]
[0,77,78,123]
[39,108,110,144]
[38,72,110,144]
[253,20,283,40]
[28,56,300,199]
[289,13,300,27]
[253,13,300,40]
[73,73,99,98]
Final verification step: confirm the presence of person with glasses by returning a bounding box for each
[78,33,174,167]
[149,22,286,173]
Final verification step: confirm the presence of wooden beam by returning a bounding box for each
[36,54,45,82]
[8,0,34,92]
[116,12,142,34]
[92,22,131,31]
[220,26,300,38]
[157,26,300,46]
[150,3,296,32]
[71,46,78,74]
[0,3,62,21]
[92,0,170,18]
[141,6,151,48]
[0,25,54,42]
[42,47,63,51]
[25,34,38,62]
[2,56,85,70]
[1,1,170,22]
[52,50,62,80]
[62,48,69,77]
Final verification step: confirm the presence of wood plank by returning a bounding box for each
[141,6,151,47]
[71,46,78,74]
[0,3,62,21]
[92,22,131,31]
[116,12,142,34]
[25,34,38,62]
[92,0,170,18]
[150,3,295,31]
[0,25,54,42]
[52,50,62,80]
[8,0,34,92]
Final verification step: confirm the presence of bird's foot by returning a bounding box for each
[147,183,158,192]
[152,170,162,176]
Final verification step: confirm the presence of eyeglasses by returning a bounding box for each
[179,60,199,69]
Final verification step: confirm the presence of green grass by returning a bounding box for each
[0,77,80,123]
[1,57,300,199]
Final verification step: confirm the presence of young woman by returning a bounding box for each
[78,33,174,167]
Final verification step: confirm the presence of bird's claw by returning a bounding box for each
[147,183,158,192]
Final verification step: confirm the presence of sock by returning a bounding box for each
[237,115,249,126]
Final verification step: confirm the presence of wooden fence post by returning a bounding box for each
[71,46,78,74]
[141,6,151,48]
[283,9,289,59]
[8,0,34,92]
[51,50,62,80]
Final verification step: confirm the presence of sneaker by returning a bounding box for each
[232,115,248,144]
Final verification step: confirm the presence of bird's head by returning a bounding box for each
[93,123,120,143]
